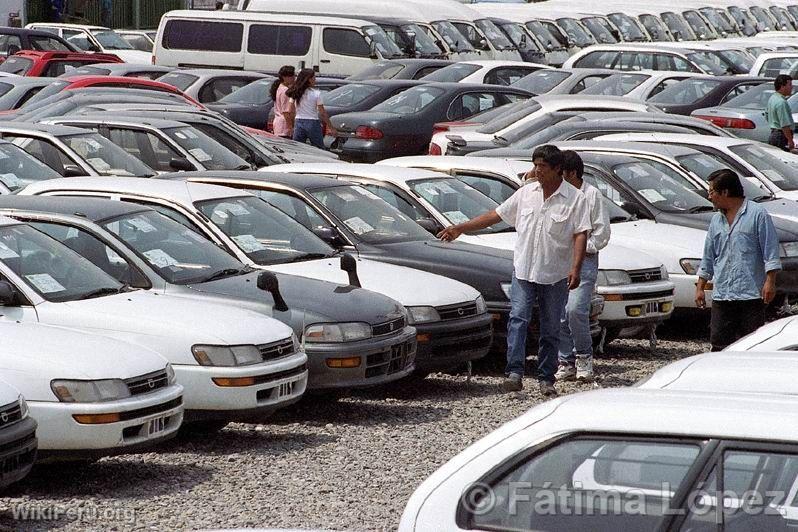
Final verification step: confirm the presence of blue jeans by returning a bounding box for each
[559,254,599,365]
[506,275,569,383]
[293,118,324,149]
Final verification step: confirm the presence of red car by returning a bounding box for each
[0,50,122,77]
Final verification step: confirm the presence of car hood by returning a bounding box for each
[35,290,294,365]
[108,49,152,64]
[610,220,706,272]
[0,321,167,401]
[264,256,480,307]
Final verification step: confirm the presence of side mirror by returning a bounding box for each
[610,29,621,41]
[519,34,528,49]
[63,164,87,177]
[546,43,554,50]
[673,30,682,40]
[257,271,289,312]
[340,252,361,288]
[620,200,645,219]
[0,280,16,305]
[417,218,440,235]
[405,32,417,56]
[312,226,344,247]
[169,157,194,171]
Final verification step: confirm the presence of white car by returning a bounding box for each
[400,387,798,531]
[728,313,798,352]
[420,60,550,86]
[750,51,798,76]
[25,23,152,64]
[0,321,183,458]
[578,70,702,100]
[562,43,710,73]
[427,95,655,156]
[0,215,308,425]
[0,374,36,485]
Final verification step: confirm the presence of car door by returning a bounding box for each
[244,23,315,74]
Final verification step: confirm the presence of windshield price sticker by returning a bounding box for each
[638,189,667,203]
[25,273,65,293]
[355,187,381,200]
[189,148,212,162]
[0,241,19,259]
[232,234,268,252]
[345,216,374,235]
[143,248,179,268]
[87,157,112,172]
[224,203,251,216]
[127,217,158,233]
[0,173,20,189]
[444,210,470,224]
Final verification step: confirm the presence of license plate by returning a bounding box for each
[644,302,659,315]
[147,416,166,437]
[278,381,295,398]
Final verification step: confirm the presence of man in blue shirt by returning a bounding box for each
[696,169,781,351]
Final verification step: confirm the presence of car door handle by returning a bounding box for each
[320,59,331,63]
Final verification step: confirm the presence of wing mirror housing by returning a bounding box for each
[257,271,289,312]
[416,218,441,235]
[169,157,194,171]
[0,280,16,305]
[63,164,87,177]
[340,253,361,288]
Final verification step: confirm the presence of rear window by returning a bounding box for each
[159,72,200,92]
[0,82,12,99]
[322,83,381,107]
[758,56,798,77]
[512,70,570,94]
[28,35,72,52]
[478,99,542,134]
[422,63,481,83]
[649,78,723,105]
[581,73,648,96]
[348,63,404,81]
[723,83,798,110]
[248,24,311,56]
[371,85,444,115]
[0,56,33,75]
[162,20,243,52]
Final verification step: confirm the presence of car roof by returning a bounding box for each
[366,58,453,67]
[21,177,248,204]
[379,155,531,174]
[0,27,72,38]
[73,63,172,72]
[340,79,427,88]
[161,68,266,78]
[421,81,531,93]
[595,132,750,148]
[161,170,346,190]
[0,77,56,87]
[0,121,89,136]
[267,162,447,183]
[532,94,650,106]
[456,60,545,68]
[28,23,107,30]
[0,195,150,222]
[49,113,187,129]
[162,9,377,27]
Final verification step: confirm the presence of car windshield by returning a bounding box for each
[159,73,199,92]
[0,82,12,100]
[431,21,475,52]
[729,143,798,192]
[195,195,335,265]
[556,18,594,47]
[217,78,271,105]
[611,160,713,212]
[322,83,381,108]
[649,78,723,104]
[525,21,564,50]
[101,210,247,284]
[408,178,511,234]
[61,133,156,176]
[759,56,798,77]
[512,70,570,94]
[640,15,673,41]
[362,25,405,58]
[700,8,735,34]
[682,11,717,38]
[723,83,798,110]
[90,29,134,50]
[500,22,542,53]
[0,141,61,191]
[18,80,70,108]
[0,223,123,302]
[310,185,431,244]
[685,51,729,76]
[581,73,648,96]
[478,98,542,134]
[371,85,445,115]
[607,14,648,42]
[162,126,249,170]
[475,19,515,50]
[675,152,771,198]
[422,63,481,83]
[0,56,33,76]
[661,13,696,40]
[400,24,442,56]
[580,18,617,44]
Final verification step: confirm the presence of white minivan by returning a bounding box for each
[154,10,407,78]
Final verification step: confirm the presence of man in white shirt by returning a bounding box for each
[555,151,610,383]
[438,145,590,397]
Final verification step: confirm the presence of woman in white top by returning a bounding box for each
[286,68,336,149]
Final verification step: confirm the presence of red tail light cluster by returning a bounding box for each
[693,115,756,130]
[355,126,384,140]
[432,121,476,136]
[428,143,442,155]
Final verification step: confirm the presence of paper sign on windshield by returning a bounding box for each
[25,273,65,293]
[0,174,20,189]
[189,148,212,162]
[345,216,374,235]
[0,242,19,259]
[232,234,268,253]
[143,248,179,268]
[87,158,112,172]
[444,210,469,224]
[638,189,667,203]
[128,217,158,233]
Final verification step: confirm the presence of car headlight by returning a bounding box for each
[50,379,131,403]
[304,323,372,343]
[191,345,262,366]
[165,363,176,384]
[781,242,798,258]
[596,270,632,286]
[18,395,28,419]
[680,258,702,275]
[660,265,669,281]
[407,306,441,324]
[475,295,487,314]
[501,282,512,299]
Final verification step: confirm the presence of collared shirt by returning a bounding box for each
[580,181,611,254]
[272,84,292,137]
[698,200,781,301]
[766,92,794,130]
[496,180,591,284]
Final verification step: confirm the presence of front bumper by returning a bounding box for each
[670,273,712,310]
[414,313,493,372]
[304,326,417,390]
[0,416,36,487]
[777,258,798,301]
[598,281,675,328]
[30,384,184,456]
[176,352,308,420]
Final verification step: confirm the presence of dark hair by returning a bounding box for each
[532,144,564,169]
[776,74,793,91]
[269,65,296,101]
[561,150,584,179]
[286,68,315,103]
[708,168,744,198]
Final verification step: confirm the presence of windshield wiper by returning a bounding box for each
[753,194,775,202]
[610,215,631,223]
[688,205,715,213]
[288,252,333,263]
[203,267,250,282]
[81,286,125,299]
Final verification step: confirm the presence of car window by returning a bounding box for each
[513,70,570,94]
[197,77,256,103]
[121,34,152,52]
[612,160,713,212]
[162,20,243,52]
[372,85,445,115]
[249,189,332,233]
[477,99,543,134]
[719,83,759,105]
[468,437,701,531]
[729,143,798,191]
[455,172,516,203]
[484,67,538,86]
[216,77,270,105]
[422,63,482,83]
[159,72,199,92]
[106,127,184,172]
[524,21,563,51]
[661,13,696,40]
[556,18,595,47]
[0,141,61,191]
[190,123,259,166]
[607,14,648,42]
[65,32,92,51]
[44,60,94,77]
[6,135,75,175]
[28,35,71,52]
[122,200,206,236]
[248,24,312,56]
[619,52,655,71]
[675,152,765,198]
[448,92,502,121]
[323,28,370,58]
[759,56,798,77]
[91,30,133,51]
[683,10,717,39]
[162,126,249,170]
[0,35,22,57]
[323,83,381,107]
[574,51,618,69]
[640,15,672,41]
[451,22,486,51]
[0,56,33,75]
[571,74,611,94]
[581,18,618,44]
[408,177,510,234]
[357,184,429,222]
[582,73,648,95]
[413,66,443,80]
[650,78,724,105]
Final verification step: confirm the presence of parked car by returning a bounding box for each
[60,62,173,79]
[0,122,155,178]
[0,138,61,192]
[647,75,770,115]
[728,314,798,352]
[419,60,549,85]
[0,50,122,77]
[25,23,151,64]
[0,77,59,110]
[20,177,494,375]
[0,197,436,390]
[510,68,618,95]
[346,59,454,81]
[750,51,798,76]
[0,320,179,460]
[115,29,158,53]
[0,27,77,60]
[158,69,270,104]
[0,214,308,427]
[328,82,531,162]
[562,44,709,73]
[321,79,426,117]
[578,70,701,100]
[399,387,798,531]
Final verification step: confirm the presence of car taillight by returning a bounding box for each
[355,126,383,139]
[428,143,442,155]
[693,115,756,129]
[432,121,476,136]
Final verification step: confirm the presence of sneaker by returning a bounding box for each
[502,373,523,392]
[539,380,558,397]
[576,354,594,381]
[555,363,577,382]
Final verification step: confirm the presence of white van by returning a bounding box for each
[154,10,406,78]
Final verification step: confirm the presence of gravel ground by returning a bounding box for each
[0,333,709,532]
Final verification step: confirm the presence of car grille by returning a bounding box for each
[436,301,478,321]
[628,268,663,283]
[258,337,295,361]
[620,289,675,301]
[372,316,406,336]
[365,340,415,378]
[0,401,22,428]
[125,370,169,396]
[0,431,35,463]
